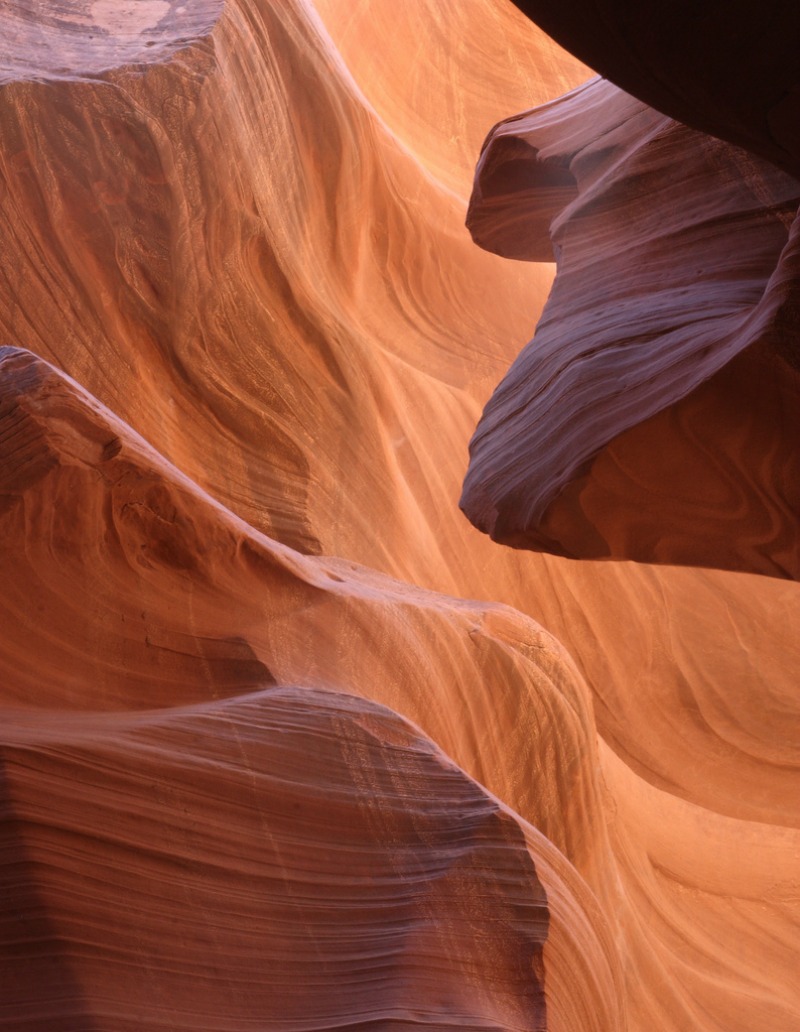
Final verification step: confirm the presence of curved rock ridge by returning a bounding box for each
[3,340,798,1030]
[0,345,622,1032]
[528,558,800,833]
[312,0,589,198]
[462,77,800,578]
[597,739,800,1032]
[0,0,565,572]
[509,0,800,178]
[0,2,795,833]
[1,2,799,1031]
[2,687,552,1031]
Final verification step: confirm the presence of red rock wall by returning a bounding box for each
[0,2,798,1031]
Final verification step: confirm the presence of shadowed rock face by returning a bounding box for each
[1,2,799,1031]
[509,0,800,178]
[462,78,800,578]
[3,687,550,1031]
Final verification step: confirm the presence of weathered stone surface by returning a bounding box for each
[462,78,800,578]
[0,3,798,1031]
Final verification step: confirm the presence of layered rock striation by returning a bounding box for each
[1,2,798,1031]
[462,77,800,577]
[0,345,616,1031]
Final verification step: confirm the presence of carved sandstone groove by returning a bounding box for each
[462,78,800,577]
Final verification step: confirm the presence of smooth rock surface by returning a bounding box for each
[462,77,800,578]
[3,686,553,1030]
[0,3,798,1031]
[0,345,617,1031]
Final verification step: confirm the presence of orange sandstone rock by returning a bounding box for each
[0,3,798,1031]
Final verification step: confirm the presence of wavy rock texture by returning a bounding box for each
[4,687,558,1032]
[1,2,799,1032]
[4,687,553,1030]
[0,345,617,1032]
[462,77,800,578]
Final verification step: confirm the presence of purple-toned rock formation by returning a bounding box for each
[462,77,800,578]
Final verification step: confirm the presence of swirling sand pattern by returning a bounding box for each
[0,347,617,1031]
[0,2,798,1030]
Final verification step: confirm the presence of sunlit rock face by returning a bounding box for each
[461,77,800,577]
[0,346,612,1031]
[0,0,577,572]
[1,3,799,1032]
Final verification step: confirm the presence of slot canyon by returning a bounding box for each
[1,2,798,1029]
